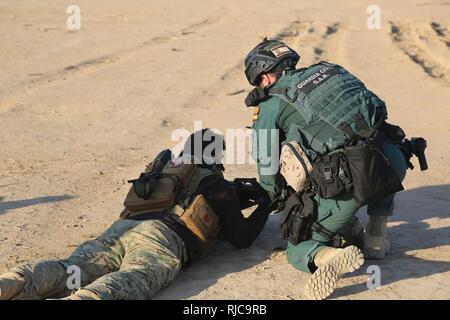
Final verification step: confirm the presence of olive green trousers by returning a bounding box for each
[286,142,407,273]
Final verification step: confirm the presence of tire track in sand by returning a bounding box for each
[218,19,345,83]
[390,21,450,84]
[218,20,314,82]
[0,17,222,111]
[299,21,346,65]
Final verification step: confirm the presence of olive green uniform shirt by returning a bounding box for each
[251,73,306,196]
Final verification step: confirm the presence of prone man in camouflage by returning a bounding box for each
[0,129,271,300]
[244,39,413,299]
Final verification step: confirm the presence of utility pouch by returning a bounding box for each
[123,160,196,214]
[344,130,404,206]
[278,190,317,245]
[123,174,178,213]
[176,195,220,255]
[310,152,353,199]
[280,141,314,193]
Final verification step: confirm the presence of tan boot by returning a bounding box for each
[364,216,390,260]
[61,289,101,300]
[304,245,364,300]
[0,272,25,300]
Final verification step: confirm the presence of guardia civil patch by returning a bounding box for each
[297,65,340,94]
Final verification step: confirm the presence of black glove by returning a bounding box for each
[231,178,270,210]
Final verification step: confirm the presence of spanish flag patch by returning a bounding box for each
[252,106,260,122]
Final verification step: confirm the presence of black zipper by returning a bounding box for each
[285,142,310,179]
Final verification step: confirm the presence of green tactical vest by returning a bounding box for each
[268,61,388,156]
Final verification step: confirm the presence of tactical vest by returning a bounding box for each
[120,156,223,256]
[268,61,388,155]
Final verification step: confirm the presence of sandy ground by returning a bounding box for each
[0,0,449,300]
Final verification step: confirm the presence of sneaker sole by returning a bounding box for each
[304,245,364,300]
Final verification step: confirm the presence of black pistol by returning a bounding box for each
[409,137,428,171]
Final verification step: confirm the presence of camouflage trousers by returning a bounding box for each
[3,219,187,300]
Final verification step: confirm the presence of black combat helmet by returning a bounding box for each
[244,38,300,86]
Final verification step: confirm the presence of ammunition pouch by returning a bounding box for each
[278,190,317,245]
[310,151,353,199]
[278,191,365,248]
[171,195,220,257]
[309,128,404,206]
[278,190,341,246]
[344,129,404,206]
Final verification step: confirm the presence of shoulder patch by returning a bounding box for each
[270,45,291,58]
[297,64,340,94]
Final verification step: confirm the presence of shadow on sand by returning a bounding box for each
[156,184,450,299]
[155,213,284,299]
[331,184,450,298]
[0,195,74,215]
